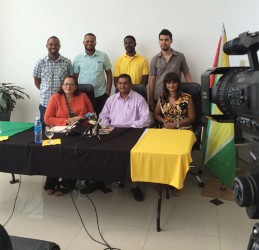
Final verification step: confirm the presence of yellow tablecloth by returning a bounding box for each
[130,129,196,189]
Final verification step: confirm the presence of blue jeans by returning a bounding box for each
[39,104,46,125]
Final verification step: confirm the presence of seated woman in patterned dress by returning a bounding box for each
[154,72,195,130]
[154,72,196,195]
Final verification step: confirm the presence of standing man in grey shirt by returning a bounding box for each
[33,36,73,124]
[149,29,192,111]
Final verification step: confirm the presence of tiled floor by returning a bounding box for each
[0,151,256,250]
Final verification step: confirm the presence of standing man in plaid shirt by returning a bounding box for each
[33,36,73,124]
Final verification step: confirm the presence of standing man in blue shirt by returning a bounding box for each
[74,33,112,195]
[73,33,113,116]
[33,36,73,124]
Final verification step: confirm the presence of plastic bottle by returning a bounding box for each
[34,117,42,144]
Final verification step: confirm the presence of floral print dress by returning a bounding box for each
[159,92,192,130]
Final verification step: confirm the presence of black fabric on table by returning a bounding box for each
[0,127,145,182]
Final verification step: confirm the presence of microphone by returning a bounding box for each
[65,120,82,136]
[86,112,94,120]
[63,113,95,135]
[76,113,95,123]
[59,120,80,133]
[82,118,96,136]
[82,118,102,137]
[69,119,80,128]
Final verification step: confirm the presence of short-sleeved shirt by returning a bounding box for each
[150,50,189,100]
[33,55,73,107]
[73,50,112,97]
[113,53,149,84]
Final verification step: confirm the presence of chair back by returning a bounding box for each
[132,84,148,102]
[180,82,202,128]
[180,82,203,149]
[78,84,95,110]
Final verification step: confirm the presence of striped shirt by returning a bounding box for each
[33,55,73,107]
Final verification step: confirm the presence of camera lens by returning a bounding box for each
[233,176,254,207]
[251,241,259,250]
[233,174,259,219]
[223,37,247,55]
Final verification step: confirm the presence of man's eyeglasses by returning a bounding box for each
[63,83,75,87]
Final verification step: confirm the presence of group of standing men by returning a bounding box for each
[32,29,193,201]
[33,28,193,124]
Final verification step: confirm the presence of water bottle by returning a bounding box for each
[34,117,42,144]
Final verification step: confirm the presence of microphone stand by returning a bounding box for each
[81,115,101,140]
[93,122,101,140]
[82,124,94,137]
[94,118,102,140]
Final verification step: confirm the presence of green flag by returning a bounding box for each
[202,24,236,188]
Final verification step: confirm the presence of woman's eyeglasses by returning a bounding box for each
[63,83,75,87]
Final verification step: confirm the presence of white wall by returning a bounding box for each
[0,0,258,122]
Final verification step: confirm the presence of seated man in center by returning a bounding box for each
[99,73,151,201]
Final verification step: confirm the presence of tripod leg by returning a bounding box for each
[156,185,162,232]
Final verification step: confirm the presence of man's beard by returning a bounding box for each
[161,46,170,51]
[85,46,95,51]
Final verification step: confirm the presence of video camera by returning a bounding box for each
[201,31,259,135]
[201,31,259,249]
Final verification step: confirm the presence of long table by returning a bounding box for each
[0,123,196,232]
[0,126,145,182]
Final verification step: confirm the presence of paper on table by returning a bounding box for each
[0,136,8,141]
[99,126,115,135]
[52,124,78,133]
[42,139,61,146]
[52,126,68,133]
